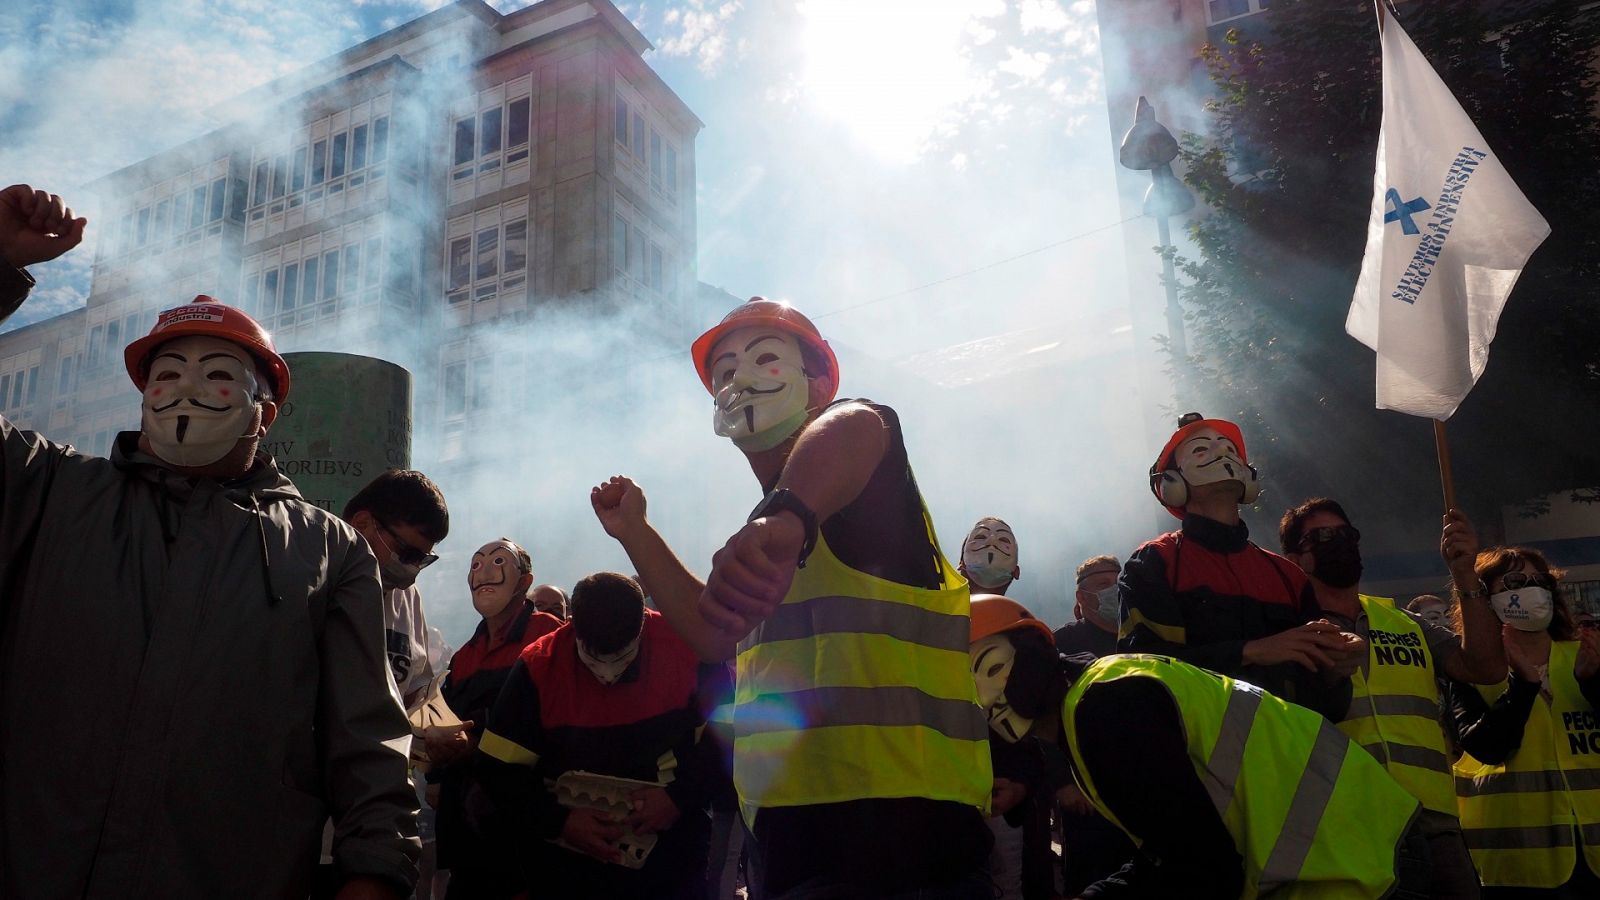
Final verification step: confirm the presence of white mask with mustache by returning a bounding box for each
[710,328,811,451]
[139,335,262,467]
[962,517,1018,590]
[1174,429,1259,498]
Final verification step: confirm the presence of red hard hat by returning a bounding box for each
[690,297,840,403]
[124,297,291,401]
[1152,412,1248,473]
[969,594,1056,646]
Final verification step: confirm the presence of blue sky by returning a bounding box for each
[0,0,1129,361]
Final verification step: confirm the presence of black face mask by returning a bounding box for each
[1310,537,1364,589]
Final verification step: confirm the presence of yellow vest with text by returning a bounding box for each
[1453,640,1600,887]
[1063,654,1419,899]
[732,512,992,826]
[1339,594,1456,815]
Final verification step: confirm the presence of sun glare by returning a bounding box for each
[797,0,1001,164]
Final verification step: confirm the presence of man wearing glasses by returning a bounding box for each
[344,470,451,713]
[1279,497,1507,900]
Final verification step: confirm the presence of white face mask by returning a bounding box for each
[962,518,1018,590]
[140,335,263,467]
[469,540,526,621]
[1175,427,1255,494]
[709,328,811,451]
[1491,587,1555,633]
[1095,586,1120,624]
[577,635,641,685]
[969,632,1034,743]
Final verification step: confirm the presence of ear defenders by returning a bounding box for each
[1148,463,1261,509]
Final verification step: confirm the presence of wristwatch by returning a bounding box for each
[749,488,819,569]
[1452,580,1489,601]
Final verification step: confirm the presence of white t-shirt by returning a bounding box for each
[383,584,436,714]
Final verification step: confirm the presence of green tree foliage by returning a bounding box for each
[1171,0,1600,527]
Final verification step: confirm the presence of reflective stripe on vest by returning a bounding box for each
[732,509,992,824]
[1064,654,1418,900]
[1339,595,1456,815]
[1453,640,1600,888]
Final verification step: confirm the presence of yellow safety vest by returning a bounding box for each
[1454,640,1600,887]
[732,511,992,826]
[1063,654,1419,899]
[1339,594,1456,815]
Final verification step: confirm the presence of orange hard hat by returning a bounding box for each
[690,297,839,402]
[969,594,1056,646]
[124,296,291,401]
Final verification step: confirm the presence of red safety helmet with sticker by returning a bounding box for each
[124,296,291,401]
[691,297,840,403]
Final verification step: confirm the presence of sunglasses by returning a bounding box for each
[1298,524,1360,550]
[378,521,439,569]
[1499,571,1554,591]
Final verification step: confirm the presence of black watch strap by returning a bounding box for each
[749,488,820,569]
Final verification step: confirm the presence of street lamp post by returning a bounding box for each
[1118,96,1195,360]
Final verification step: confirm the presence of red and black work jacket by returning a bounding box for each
[477,610,716,848]
[1119,513,1350,719]
[432,600,561,867]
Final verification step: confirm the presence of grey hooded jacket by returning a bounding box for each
[0,421,420,898]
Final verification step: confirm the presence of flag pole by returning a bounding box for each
[1433,419,1458,512]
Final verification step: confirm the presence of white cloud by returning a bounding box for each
[997,47,1052,84]
[1019,0,1072,34]
[654,0,743,73]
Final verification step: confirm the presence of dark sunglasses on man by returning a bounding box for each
[1298,524,1360,551]
[377,520,439,569]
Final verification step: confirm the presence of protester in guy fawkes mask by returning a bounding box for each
[343,470,450,714]
[428,538,561,900]
[1407,593,1451,628]
[1282,498,1504,900]
[968,596,1065,900]
[0,190,417,900]
[1444,543,1600,896]
[961,517,1021,595]
[589,297,992,897]
[1120,412,1360,722]
[477,573,717,899]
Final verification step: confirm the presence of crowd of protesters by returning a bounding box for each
[2,182,1598,900]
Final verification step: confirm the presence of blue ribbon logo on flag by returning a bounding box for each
[1383,188,1431,235]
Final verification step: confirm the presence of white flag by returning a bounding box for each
[1346,3,1549,420]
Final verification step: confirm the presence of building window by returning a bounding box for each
[248,112,391,218]
[615,97,629,149]
[446,205,528,305]
[666,145,678,196]
[1206,0,1268,25]
[469,358,492,411]
[282,262,300,311]
[508,98,530,160]
[453,95,532,181]
[312,140,327,185]
[448,237,471,304]
[443,362,466,417]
